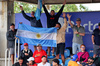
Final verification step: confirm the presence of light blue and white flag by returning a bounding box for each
[35,0,42,20]
[16,23,57,47]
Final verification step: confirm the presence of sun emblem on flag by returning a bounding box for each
[36,33,41,39]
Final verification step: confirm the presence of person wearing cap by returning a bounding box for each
[38,56,50,66]
[33,44,47,63]
[67,14,85,54]
[52,59,60,66]
[6,23,20,64]
[68,54,79,66]
[55,13,68,65]
[13,56,27,66]
[81,57,96,66]
[20,43,33,64]
[27,57,37,66]
[92,23,100,58]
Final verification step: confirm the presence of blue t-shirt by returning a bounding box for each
[92,28,100,45]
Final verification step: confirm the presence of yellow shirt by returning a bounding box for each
[56,18,67,44]
[68,61,79,66]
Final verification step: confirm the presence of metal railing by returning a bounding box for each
[14,38,20,63]
[5,49,10,66]
[5,38,20,66]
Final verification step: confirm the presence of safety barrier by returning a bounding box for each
[5,38,20,66]
[14,38,20,63]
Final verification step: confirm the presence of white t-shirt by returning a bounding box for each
[38,62,50,66]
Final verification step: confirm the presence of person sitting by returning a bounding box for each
[27,57,37,66]
[68,54,79,66]
[38,56,50,66]
[20,43,33,64]
[52,59,60,66]
[33,44,47,63]
[77,44,89,63]
[81,57,96,66]
[13,56,27,66]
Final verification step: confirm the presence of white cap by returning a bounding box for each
[27,57,34,61]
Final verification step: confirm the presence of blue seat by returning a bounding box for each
[87,49,94,57]
[59,49,70,59]
[47,49,56,59]
[65,59,71,66]
[58,59,62,65]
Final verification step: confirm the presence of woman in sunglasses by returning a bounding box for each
[77,44,89,63]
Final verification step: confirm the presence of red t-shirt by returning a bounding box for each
[29,64,37,66]
[33,49,47,63]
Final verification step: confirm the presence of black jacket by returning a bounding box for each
[22,11,42,27]
[43,5,64,28]
[13,62,27,66]
[6,29,17,48]
[20,49,33,64]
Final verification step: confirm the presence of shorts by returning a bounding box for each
[56,43,65,55]
[10,46,21,55]
[93,44,100,55]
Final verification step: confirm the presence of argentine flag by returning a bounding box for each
[35,0,42,20]
[16,23,57,47]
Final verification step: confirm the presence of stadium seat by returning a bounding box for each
[65,59,71,66]
[87,49,94,57]
[59,49,70,59]
[47,49,56,59]
[58,59,63,65]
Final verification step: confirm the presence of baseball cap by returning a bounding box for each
[53,59,59,65]
[72,54,78,61]
[10,23,15,26]
[27,57,34,61]
[98,23,100,26]
[18,56,23,60]
[24,43,28,46]
[76,18,81,21]
[37,44,42,47]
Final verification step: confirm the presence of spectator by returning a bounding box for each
[77,44,89,63]
[52,59,60,66]
[20,6,43,51]
[67,14,85,54]
[81,57,96,66]
[13,56,27,66]
[55,13,68,65]
[33,44,47,63]
[42,0,66,56]
[27,57,37,66]
[20,43,33,64]
[6,23,21,64]
[68,54,79,66]
[38,56,50,66]
[92,23,100,58]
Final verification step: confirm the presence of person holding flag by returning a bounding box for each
[20,0,43,51]
[42,0,66,56]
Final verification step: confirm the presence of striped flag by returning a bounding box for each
[16,23,57,47]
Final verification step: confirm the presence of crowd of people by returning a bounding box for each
[6,0,100,66]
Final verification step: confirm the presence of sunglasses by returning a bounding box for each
[81,47,85,48]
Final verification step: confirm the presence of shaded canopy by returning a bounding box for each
[14,0,100,4]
